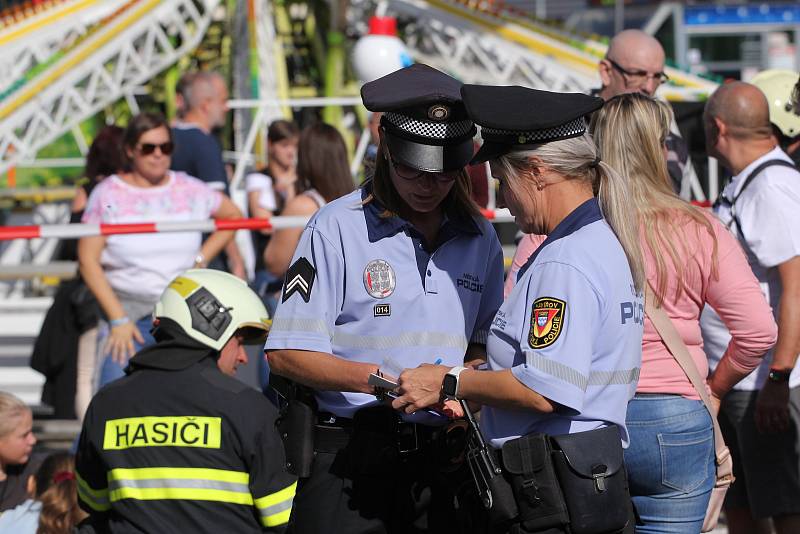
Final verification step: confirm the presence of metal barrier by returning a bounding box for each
[0,209,515,241]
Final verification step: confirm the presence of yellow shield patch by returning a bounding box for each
[528,297,566,349]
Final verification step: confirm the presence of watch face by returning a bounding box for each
[769,369,791,382]
[443,374,458,397]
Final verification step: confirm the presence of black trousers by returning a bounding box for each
[287,422,486,534]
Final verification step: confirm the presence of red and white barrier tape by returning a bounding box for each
[0,210,515,241]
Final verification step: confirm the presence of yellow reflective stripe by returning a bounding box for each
[254,481,297,509]
[109,487,254,505]
[255,481,296,527]
[76,473,110,512]
[108,467,249,484]
[262,507,292,527]
[107,467,253,506]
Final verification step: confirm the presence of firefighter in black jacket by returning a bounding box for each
[75,269,296,533]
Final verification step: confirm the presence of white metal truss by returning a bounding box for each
[253,0,288,127]
[0,0,220,176]
[0,0,128,94]
[231,0,287,185]
[390,0,597,91]
[385,0,715,101]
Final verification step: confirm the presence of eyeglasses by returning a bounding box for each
[389,156,460,183]
[606,58,669,87]
[137,142,174,156]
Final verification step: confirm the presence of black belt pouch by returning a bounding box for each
[276,400,316,478]
[549,425,629,534]
[501,432,569,532]
[348,405,401,476]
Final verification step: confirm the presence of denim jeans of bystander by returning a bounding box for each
[624,394,715,534]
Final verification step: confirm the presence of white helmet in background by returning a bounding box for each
[154,269,270,351]
[751,69,800,139]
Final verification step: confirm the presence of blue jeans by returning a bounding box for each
[625,394,715,534]
[96,315,156,388]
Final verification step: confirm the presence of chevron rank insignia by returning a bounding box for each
[282,257,316,303]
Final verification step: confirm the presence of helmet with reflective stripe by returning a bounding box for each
[154,268,270,351]
[751,69,800,139]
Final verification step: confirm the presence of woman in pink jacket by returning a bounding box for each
[589,93,778,533]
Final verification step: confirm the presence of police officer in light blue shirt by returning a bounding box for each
[392,86,644,533]
[266,64,504,534]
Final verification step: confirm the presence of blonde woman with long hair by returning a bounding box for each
[591,92,778,533]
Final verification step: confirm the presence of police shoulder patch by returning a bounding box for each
[528,297,566,349]
[282,257,316,303]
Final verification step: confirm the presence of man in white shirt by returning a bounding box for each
[701,81,800,534]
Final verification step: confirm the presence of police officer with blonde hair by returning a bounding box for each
[393,86,644,533]
[76,269,295,533]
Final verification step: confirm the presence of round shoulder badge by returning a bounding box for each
[363,259,396,299]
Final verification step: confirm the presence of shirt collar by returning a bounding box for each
[361,183,482,243]
[726,146,789,199]
[517,197,603,281]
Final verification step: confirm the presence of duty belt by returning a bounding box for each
[314,410,438,456]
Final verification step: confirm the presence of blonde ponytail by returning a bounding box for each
[494,133,645,294]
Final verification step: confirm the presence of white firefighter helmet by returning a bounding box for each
[751,69,800,139]
[154,268,270,351]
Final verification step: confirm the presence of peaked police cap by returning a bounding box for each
[461,85,603,163]
[361,64,476,172]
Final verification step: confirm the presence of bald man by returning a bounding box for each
[596,30,697,199]
[701,82,800,534]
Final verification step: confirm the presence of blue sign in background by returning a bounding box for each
[685,5,800,26]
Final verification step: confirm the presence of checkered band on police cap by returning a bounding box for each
[384,112,474,141]
[482,117,586,145]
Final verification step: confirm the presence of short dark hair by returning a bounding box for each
[122,112,173,170]
[296,123,354,202]
[267,120,299,143]
[84,125,124,181]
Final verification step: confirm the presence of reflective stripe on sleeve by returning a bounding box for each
[526,352,588,390]
[525,353,640,391]
[333,331,468,352]
[270,317,331,337]
[107,467,253,505]
[587,367,640,387]
[254,481,297,527]
[77,472,110,512]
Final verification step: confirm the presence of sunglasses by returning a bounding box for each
[137,142,174,156]
[389,156,460,183]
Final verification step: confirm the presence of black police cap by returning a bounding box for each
[361,64,476,173]
[461,85,603,164]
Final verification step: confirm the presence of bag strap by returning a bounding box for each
[715,159,797,209]
[643,287,733,479]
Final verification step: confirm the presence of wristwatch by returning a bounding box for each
[768,368,792,383]
[442,366,468,400]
